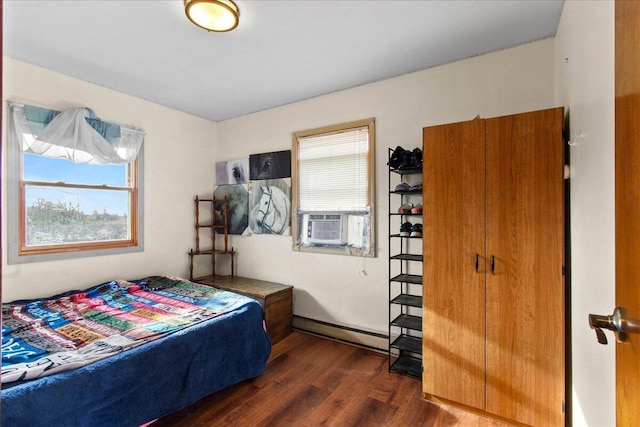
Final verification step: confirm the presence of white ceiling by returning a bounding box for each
[3,0,564,122]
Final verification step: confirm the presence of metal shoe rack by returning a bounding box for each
[388,147,423,378]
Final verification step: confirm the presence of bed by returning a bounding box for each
[1,276,272,427]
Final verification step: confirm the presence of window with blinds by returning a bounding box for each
[292,118,375,256]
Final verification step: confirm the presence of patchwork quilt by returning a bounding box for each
[1,276,253,384]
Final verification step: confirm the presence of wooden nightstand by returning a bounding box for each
[194,275,293,344]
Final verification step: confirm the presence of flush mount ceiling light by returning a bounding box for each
[184,0,239,32]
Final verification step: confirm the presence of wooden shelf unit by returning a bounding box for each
[188,196,235,280]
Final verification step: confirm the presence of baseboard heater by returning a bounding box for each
[293,315,388,353]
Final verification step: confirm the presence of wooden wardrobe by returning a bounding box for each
[422,107,565,426]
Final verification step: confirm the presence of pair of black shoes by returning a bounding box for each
[400,222,422,237]
[388,146,423,170]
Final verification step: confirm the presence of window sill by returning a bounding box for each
[292,243,374,258]
[9,243,143,264]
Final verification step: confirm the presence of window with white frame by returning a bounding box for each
[292,118,375,256]
[7,103,144,263]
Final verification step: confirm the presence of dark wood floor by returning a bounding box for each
[151,331,512,426]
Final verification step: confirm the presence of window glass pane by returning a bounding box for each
[25,185,130,246]
[23,153,128,187]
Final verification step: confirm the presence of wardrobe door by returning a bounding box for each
[485,107,564,426]
[422,118,486,409]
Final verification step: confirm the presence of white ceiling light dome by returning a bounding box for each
[184,0,239,32]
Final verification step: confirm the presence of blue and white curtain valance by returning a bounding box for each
[9,102,145,165]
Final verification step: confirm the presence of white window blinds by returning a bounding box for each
[297,126,370,212]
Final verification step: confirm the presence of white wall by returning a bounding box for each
[554,2,616,426]
[2,58,218,302]
[217,39,557,334]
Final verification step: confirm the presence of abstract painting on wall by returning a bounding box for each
[248,178,291,235]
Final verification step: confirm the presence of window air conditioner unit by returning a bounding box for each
[306,214,345,245]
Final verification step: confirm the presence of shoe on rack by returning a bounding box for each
[387,146,406,169]
[398,203,413,214]
[410,223,423,238]
[400,222,412,237]
[394,182,410,192]
[413,148,423,169]
[409,182,422,192]
[411,203,423,214]
[398,150,416,170]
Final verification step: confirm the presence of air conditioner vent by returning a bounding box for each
[307,214,344,245]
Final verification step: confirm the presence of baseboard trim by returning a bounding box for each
[293,315,388,353]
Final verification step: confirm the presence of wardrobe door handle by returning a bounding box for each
[491,256,496,275]
[475,254,479,273]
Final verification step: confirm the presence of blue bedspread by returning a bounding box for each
[1,276,272,427]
